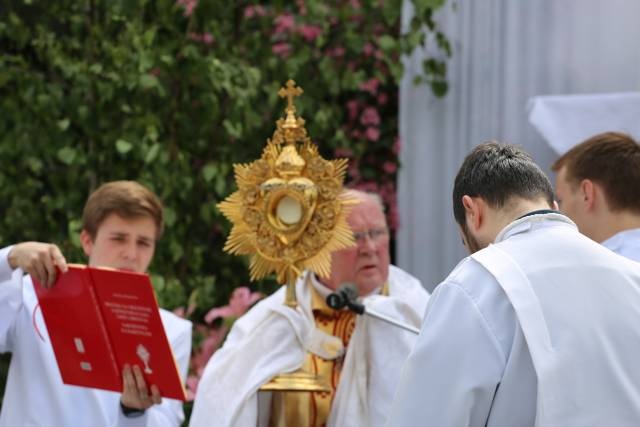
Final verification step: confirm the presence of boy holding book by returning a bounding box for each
[0,181,191,426]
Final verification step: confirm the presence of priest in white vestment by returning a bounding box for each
[388,142,640,426]
[190,190,429,427]
[552,132,640,262]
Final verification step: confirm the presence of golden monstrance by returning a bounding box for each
[217,79,356,392]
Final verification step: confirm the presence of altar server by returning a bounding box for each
[0,181,191,426]
[553,131,640,261]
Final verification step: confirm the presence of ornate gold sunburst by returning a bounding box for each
[218,80,356,290]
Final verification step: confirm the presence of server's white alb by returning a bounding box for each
[0,246,192,427]
[602,228,640,262]
[388,213,640,426]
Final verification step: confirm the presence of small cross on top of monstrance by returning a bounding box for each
[278,79,303,111]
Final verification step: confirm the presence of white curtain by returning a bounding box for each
[398,0,640,291]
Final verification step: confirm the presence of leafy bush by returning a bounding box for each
[0,0,449,416]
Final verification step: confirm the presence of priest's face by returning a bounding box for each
[323,196,390,296]
[80,213,157,273]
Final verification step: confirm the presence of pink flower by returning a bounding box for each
[350,129,362,139]
[349,169,361,181]
[244,5,266,18]
[373,23,386,36]
[176,0,198,17]
[326,46,346,58]
[354,181,379,193]
[188,32,214,45]
[274,13,295,34]
[360,107,381,126]
[346,99,360,121]
[334,147,353,158]
[186,375,198,401]
[359,78,380,95]
[272,42,292,58]
[377,92,388,105]
[392,136,401,154]
[244,6,255,18]
[365,127,380,141]
[383,161,397,174]
[350,0,362,9]
[297,24,322,42]
[389,204,399,230]
[348,162,361,180]
[204,287,263,324]
[202,32,214,45]
[363,42,374,56]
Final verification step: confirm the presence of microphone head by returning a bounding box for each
[326,292,346,310]
[325,283,360,310]
[338,283,359,302]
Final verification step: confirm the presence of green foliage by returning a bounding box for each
[0,0,450,414]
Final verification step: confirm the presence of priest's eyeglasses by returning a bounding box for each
[353,228,388,243]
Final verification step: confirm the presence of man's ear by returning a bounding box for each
[580,179,596,211]
[79,230,93,257]
[462,195,483,231]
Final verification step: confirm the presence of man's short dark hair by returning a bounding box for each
[453,142,554,227]
[551,132,640,213]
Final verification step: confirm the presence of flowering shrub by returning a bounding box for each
[0,0,450,411]
[177,287,264,400]
[224,0,451,230]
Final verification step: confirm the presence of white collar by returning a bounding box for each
[309,273,334,299]
[494,212,577,244]
[601,228,640,252]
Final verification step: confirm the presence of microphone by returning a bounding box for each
[326,284,364,314]
[325,283,420,335]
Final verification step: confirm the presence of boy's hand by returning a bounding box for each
[8,242,68,287]
[120,364,162,410]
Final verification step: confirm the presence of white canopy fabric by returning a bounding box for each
[528,92,640,155]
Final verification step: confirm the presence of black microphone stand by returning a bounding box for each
[346,300,420,335]
[327,287,420,335]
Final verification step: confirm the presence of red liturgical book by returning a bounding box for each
[33,264,186,401]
